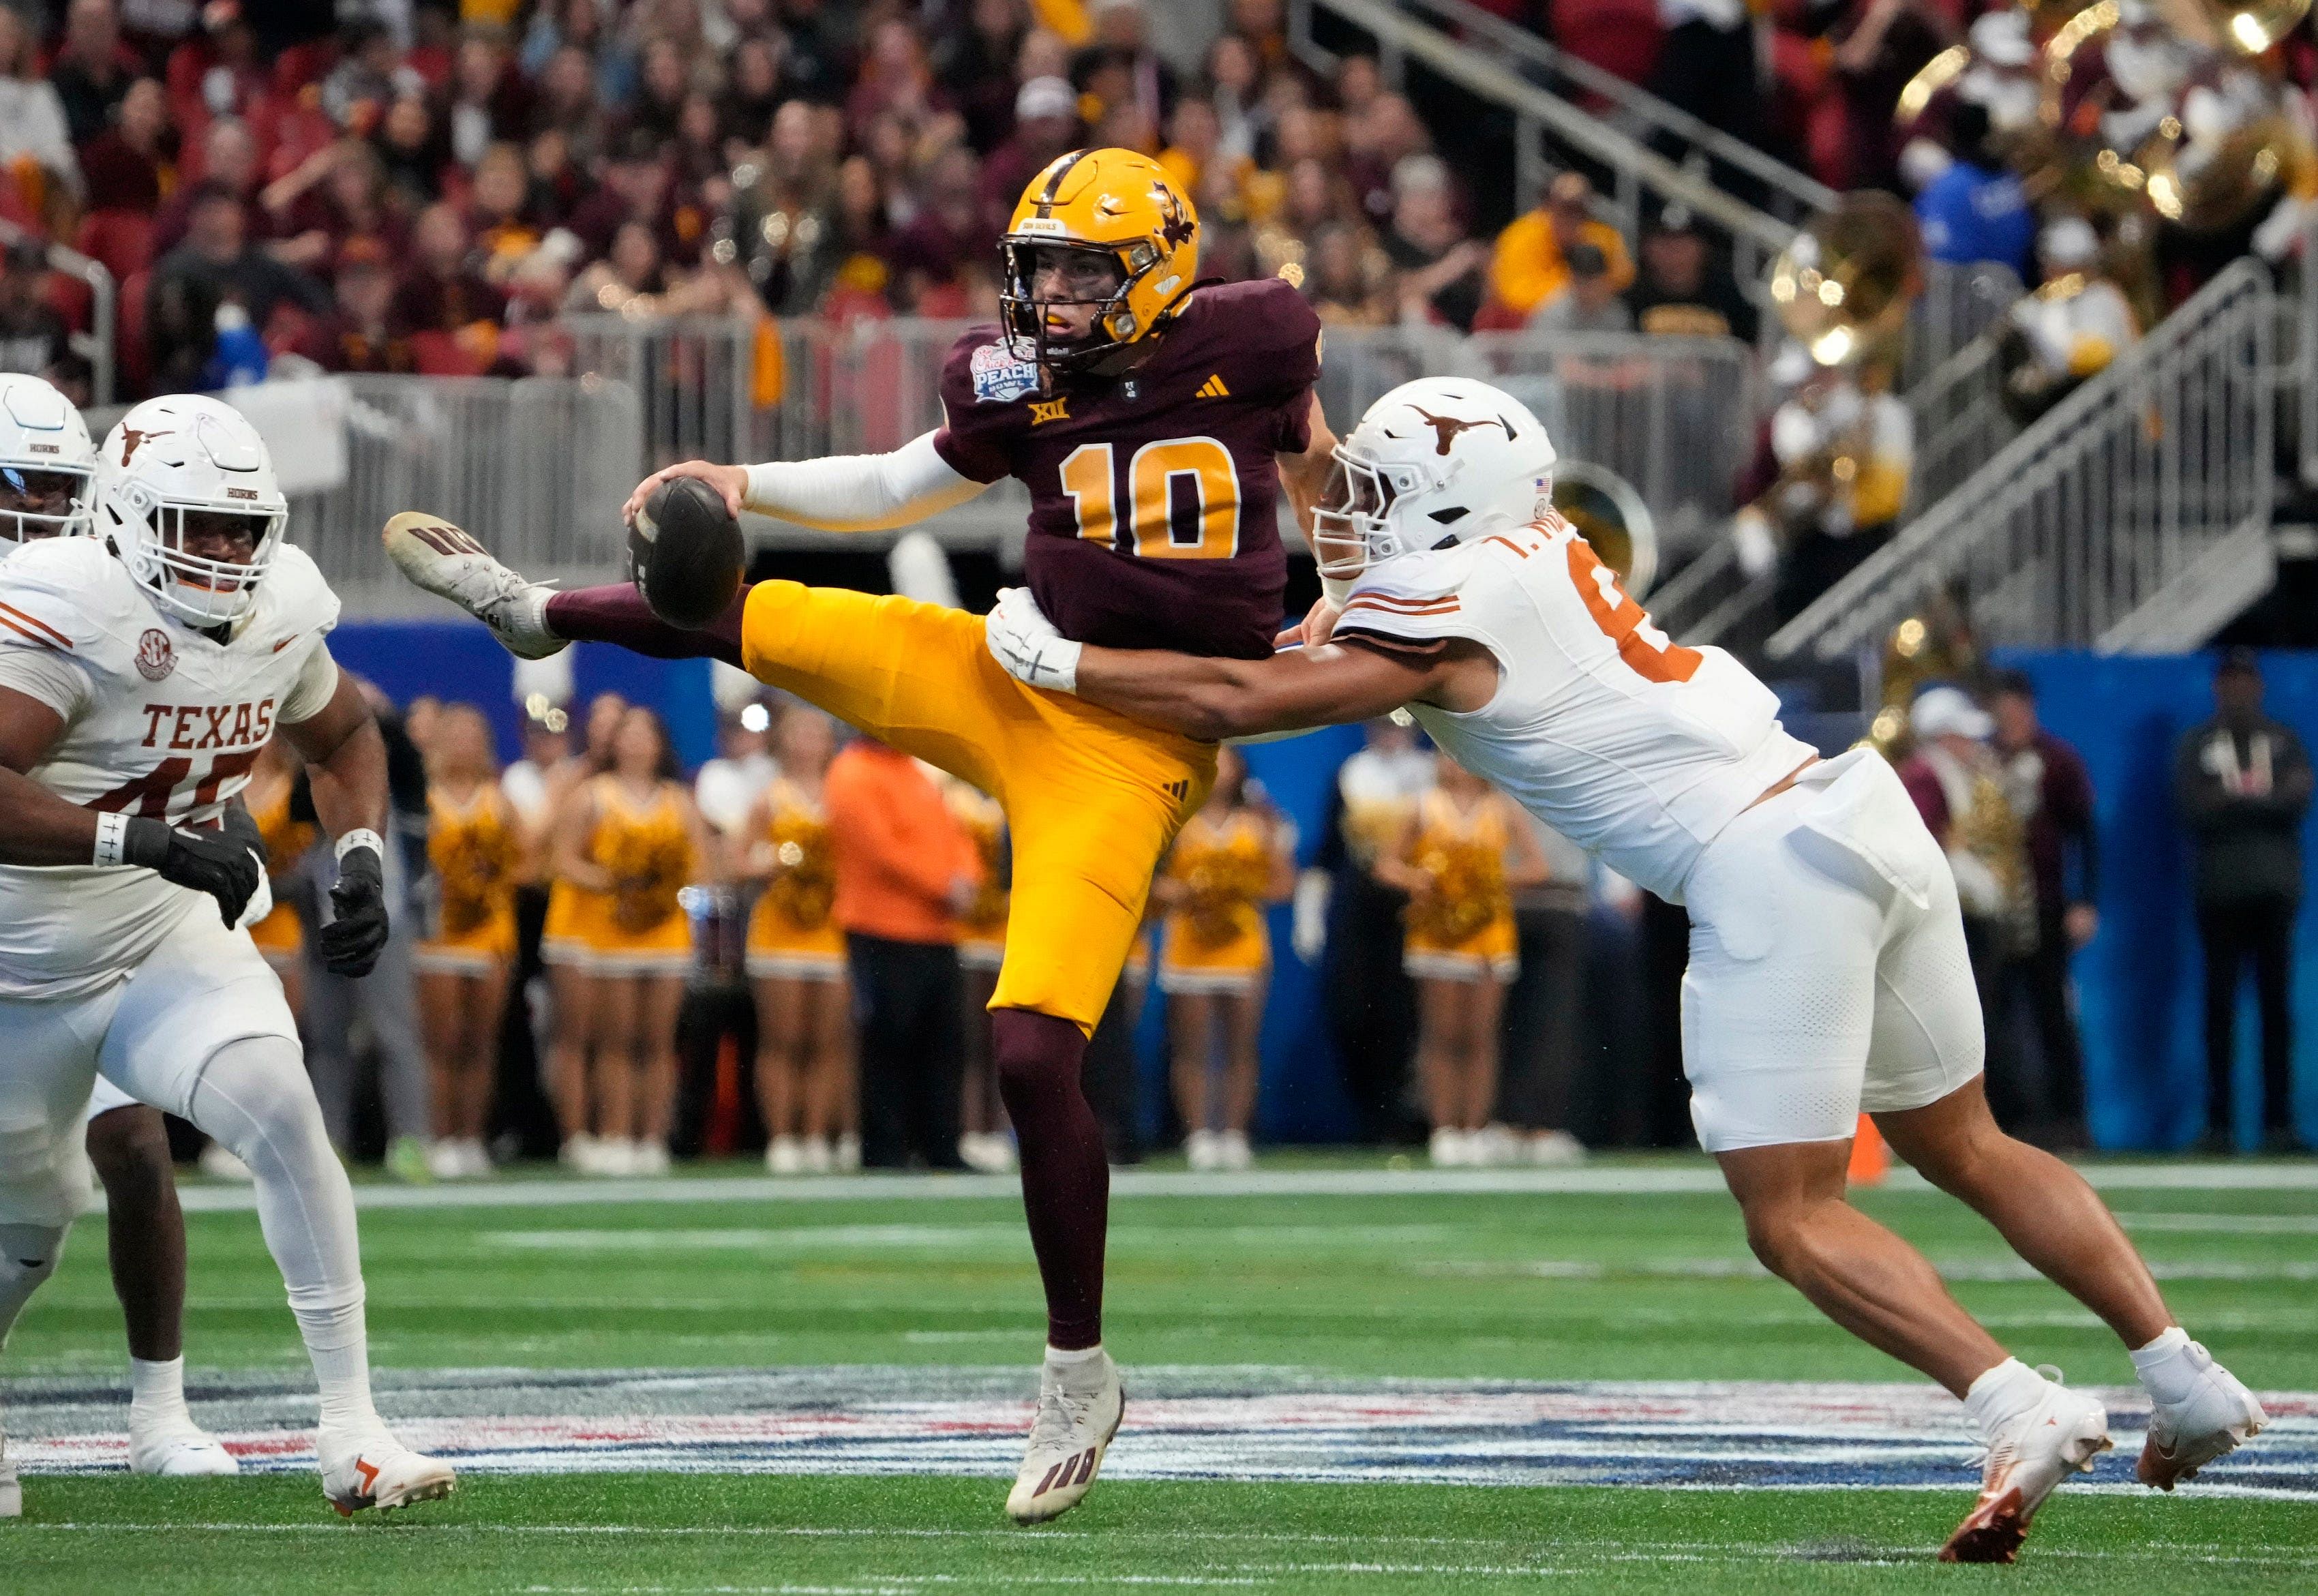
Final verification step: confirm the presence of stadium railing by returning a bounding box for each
[561,315,1762,559]
[1,217,116,407]
[205,374,646,614]
[1767,256,2278,659]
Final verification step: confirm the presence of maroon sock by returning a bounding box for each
[991,1008,1108,1351]
[543,584,750,668]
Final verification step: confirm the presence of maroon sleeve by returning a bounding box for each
[1214,277,1324,453]
[929,325,1029,485]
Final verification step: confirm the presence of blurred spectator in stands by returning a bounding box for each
[1203,31,1264,168]
[624,35,691,149]
[1652,0,1768,156]
[938,0,1032,153]
[1486,171,1633,324]
[2000,217,2139,425]
[531,42,610,170]
[694,699,777,839]
[393,200,505,334]
[320,16,423,136]
[1077,1,1175,140]
[826,735,979,1171]
[290,236,415,374]
[467,142,545,281]
[49,0,140,149]
[569,126,672,258]
[449,27,531,170]
[1987,669,2098,1149]
[0,8,80,206]
[150,180,330,336]
[79,75,172,215]
[260,140,403,277]
[166,0,270,156]
[1342,91,1428,228]
[1813,0,1955,194]
[2176,651,2312,1154]
[1901,685,2035,1071]
[567,217,668,309]
[1912,102,2033,280]
[1229,0,1294,76]
[0,238,77,395]
[1384,153,1486,331]
[1305,222,1389,325]
[154,114,254,252]
[980,74,1079,234]
[375,90,449,207]
[846,17,950,145]
[1626,202,1758,341]
[1531,239,1634,335]
[888,142,989,312]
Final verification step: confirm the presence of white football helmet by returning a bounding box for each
[1310,376,1557,581]
[0,372,96,541]
[92,394,288,627]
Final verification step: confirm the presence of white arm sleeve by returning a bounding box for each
[278,646,342,725]
[0,643,93,722]
[741,431,989,532]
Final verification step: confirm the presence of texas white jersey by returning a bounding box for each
[1334,514,1814,903]
[0,537,342,997]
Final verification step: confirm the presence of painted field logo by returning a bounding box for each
[135,628,174,682]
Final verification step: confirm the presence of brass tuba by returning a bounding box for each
[1552,461,1658,597]
[2203,0,2313,52]
[1766,193,1925,371]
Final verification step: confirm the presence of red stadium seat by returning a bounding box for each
[115,268,151,397]
[76,210,155,282]
[41,269,92,334]
[410,329,484,376]
[1552,0,1662,89]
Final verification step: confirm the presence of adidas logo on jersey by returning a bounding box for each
[1195,374,1231,400]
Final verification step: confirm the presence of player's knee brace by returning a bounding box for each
[0,1223,67,1346]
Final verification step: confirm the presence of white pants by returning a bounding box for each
[0,904,297,1228]
[1680,749,1985,1153]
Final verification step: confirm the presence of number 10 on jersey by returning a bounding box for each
[1061,438,1241,560]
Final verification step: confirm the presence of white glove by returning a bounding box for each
[984,586,1082,694]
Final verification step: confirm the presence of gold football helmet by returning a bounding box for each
[999,147,1199,376]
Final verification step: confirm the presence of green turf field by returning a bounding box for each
[7,1156,2317,1591]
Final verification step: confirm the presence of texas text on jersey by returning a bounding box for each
[0,535,342,997]
[1329,511,1816,903]
[933,274,1323,661]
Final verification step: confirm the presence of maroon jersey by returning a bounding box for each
[933,275,1322,659]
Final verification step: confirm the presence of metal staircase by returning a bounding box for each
[1766,256,2281,660]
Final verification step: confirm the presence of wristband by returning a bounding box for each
[92,811,130,867]
[335,828,385,863]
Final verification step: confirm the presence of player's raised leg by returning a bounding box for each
[83,1088,239,1476]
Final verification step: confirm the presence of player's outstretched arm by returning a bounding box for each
[621,433,989,533]
[280,661,393,977]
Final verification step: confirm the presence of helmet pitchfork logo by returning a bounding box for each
[136,627,175,682]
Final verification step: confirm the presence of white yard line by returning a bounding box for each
[153,1161,2318,1216]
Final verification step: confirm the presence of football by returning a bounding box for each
[631,473,744,629]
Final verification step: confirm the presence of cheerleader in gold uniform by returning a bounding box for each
[742,706,854,1175]
[945,772,1014,1173]
[1377,758,1548,1166]
[541,691,625,1168]
[552,706,706,1175]
[1155,747,1293,1171]
[413,705,520,1180]
[242,736,314,1017]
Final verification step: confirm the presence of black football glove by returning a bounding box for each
[316,843,391,977]
[124,815,262,927]
[219,795,265,871]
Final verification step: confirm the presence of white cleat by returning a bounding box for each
[382,512,565,659]
[1006,1349,1124,1524]
[2139,1341,2267,1490]
[130,1419,241,1477]
[1942,1373,2112,1563]
[319,1428,457,1517]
